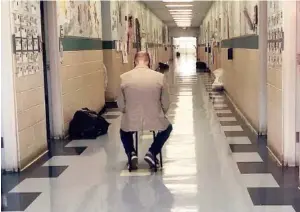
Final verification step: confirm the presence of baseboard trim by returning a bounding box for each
[224,90,258,135]
[266,146,283,167]
[224,90,284,166]
[20,150,49,172]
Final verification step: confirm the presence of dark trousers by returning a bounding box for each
[120,124,173,156]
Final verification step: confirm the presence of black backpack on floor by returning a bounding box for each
[69,108,110,140]
[196,61,207,69]
[159,62,169,70]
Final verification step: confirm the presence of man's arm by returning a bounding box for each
[117,81,126,113]
[161,75,170,114]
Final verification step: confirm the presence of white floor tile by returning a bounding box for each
[227,137,252,144]
[216,109,232,114]
[241,174,279,187]
[105,111,121,116]
[218,117,237,121]
[232,152,263,162]
[120,169,152,176]
[213,103,228,108]
[221,125,243,131]
[213,99,225,103]
[253,206,296,212]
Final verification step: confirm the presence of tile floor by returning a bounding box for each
[1,55,300,212]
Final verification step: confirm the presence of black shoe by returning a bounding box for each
[144,152,160,169]
[128,152,138,170]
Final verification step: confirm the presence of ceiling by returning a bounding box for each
[142,1,213,27]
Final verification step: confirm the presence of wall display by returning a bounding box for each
[267,1,283,70]
[122,42,128,64]
[57,1,102,38]
[10,0,42,77]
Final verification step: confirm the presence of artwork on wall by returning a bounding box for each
[122,41,128,64]
[10,0,42,78]
[162,26,166,44]
[127,15,133,54]
[135,18,141,51]
[267,1,283,70]
[58,1,101,38]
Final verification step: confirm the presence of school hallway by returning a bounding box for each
[2,56,299,212]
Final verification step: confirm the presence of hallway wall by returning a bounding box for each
[8,1,48,169]
[199,1,260,130]
[58,1,105,133]
[199,1,294,163]
[103,1,171,101]
[3,1,171,171]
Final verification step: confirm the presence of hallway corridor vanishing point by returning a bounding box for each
[2,56,300,212]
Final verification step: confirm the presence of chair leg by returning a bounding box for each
[160,151,163,168]
[152,131,158,172]
[135,132,138,156]
[128,154,132,172]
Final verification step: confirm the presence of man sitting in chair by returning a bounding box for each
[117,51,173,170]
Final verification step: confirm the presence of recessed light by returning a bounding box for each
[169,9,192,12]
[173,17,191,19]
[172,14,192,16]
[170,12,192,14]
[166,4,193,7]
[163,0,193,2]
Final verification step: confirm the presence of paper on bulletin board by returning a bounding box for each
[116,40,121,52]
[122,42,128,64]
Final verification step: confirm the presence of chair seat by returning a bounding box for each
[128,131,163,172]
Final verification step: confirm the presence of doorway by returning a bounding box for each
[296,0,300,166]
[40,1,64,140]
[173,37,197,57]
[40,1,51,140]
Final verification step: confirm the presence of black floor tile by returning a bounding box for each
[219,121,240,126]
[224,131,247,137]
[105,101,118,108]
[248,187,300,207]
[48,146,87,156]
[102,115,120,119]
[1,192,41,211]
[238,162,274,174]
[106,108,120,112]
[214,106,229,110]
[28,166,68,178]
[230,144,260,152]
[216,113,233,117]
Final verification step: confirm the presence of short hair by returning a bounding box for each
[134,51,150,64]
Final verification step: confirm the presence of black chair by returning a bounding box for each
[128,131,163,172]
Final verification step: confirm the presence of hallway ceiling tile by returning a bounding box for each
[142,1,213,27]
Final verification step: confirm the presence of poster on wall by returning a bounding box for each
[115,40,121,52]
[122,42,128,64]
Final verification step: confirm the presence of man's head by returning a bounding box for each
[134,51,151,68]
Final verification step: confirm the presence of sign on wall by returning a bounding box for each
[267,1,284,71]
[11,0,42,77]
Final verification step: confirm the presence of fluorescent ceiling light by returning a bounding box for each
[175,20,191,22]
[166,4,193,7]
[172,14,192,17]
[174,19,191,21]
[175,21,191,23]
[163,0,193,2]
[171,13,192,16]
[173,17,191,19]
[175,22,191,24]
[171,12,192,15]
[169,9,192,12]
[177,24,191,26]
[170,11,192,14]
[173,17,192,19]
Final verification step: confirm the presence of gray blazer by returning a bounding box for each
[117,65,170,132]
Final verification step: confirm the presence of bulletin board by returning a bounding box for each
[10,0,42,77]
